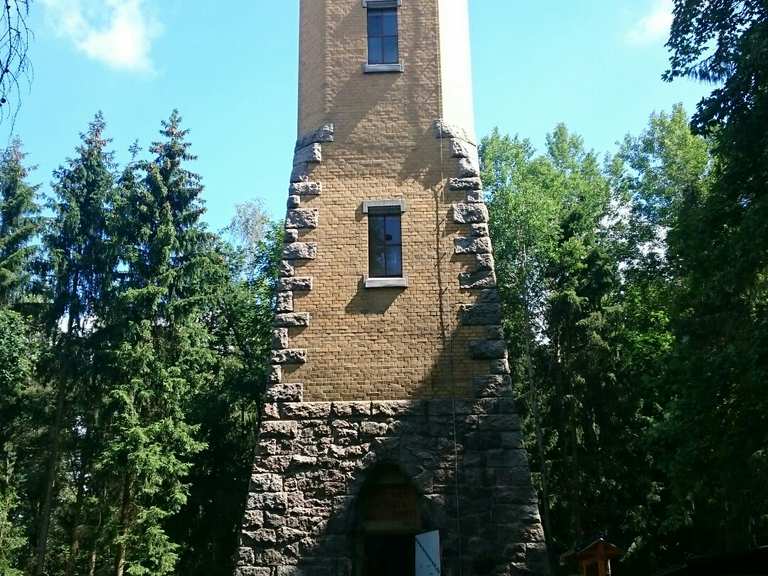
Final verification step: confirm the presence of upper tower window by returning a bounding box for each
[367,7,398,65]
[363,0,403,73]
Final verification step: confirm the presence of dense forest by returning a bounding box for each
[0,1,765,575]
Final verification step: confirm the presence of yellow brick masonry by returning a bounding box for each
[284,0,492,401]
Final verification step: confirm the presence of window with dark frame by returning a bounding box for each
[367,6,399,65]
[368,207,402,278]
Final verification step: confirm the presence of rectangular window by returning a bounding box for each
[368,208,402,278]
[367,7,399,65]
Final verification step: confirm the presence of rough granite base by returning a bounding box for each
[236,397,548,576]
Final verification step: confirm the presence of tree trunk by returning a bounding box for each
[31,380,66,576]
[88,488,105,576]
[521,245,556,574]
[114,475,132,576]
[88,548,97,576]
[66,394,100,576]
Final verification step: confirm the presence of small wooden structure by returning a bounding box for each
[561,538,623,576]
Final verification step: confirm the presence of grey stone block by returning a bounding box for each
[433,120,474,144]
[466,188,484,203]
[490,358,511,375]
[283,242,317,260]
[332,402,372,418]
[274,313,311,328]
[268,364,282,384]
[293,143,322,165]
[289,181,322,196]
[264,383,304,402]
[370,400,424,417]
[469,339,508,359]
[458,157,479,178]
[474,253,495,271]
[285,209,319,229]
[454,236,492,255]
[237,547,255,567]
[487,325,505,340]
[250,473,283,493]
[284,229,299,243]
[449,177,482,191]
[287,195,301,209]
[453,202,489,224]
[290,164,310,183]
[279,402,333,420]
[459,270,496,290]
[450,138,473,158]
[278,277,313,292]
[271,349,307,365]
[247,491,289,511]
[236,566,271,576]
[272,329,289,350]
[276,291,293,313]
[460,303,502,325]
[474,374,513,397]
[477,289,501,304]
[470,223,489,237]
[242,510,264,530]
[278,260,295,278]
[295,122,334,150]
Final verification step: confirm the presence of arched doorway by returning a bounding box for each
[355,465,424,576]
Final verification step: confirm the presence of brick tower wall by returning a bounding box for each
[237,1,550,574]
[277,0,501,401]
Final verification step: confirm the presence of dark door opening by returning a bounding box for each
[357,465,424,576]
[364,534,415,576]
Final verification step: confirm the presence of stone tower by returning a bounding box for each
[236,1,548,575]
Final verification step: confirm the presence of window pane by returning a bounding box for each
[368,37,382,65]
[382,11,397,36]
[382,36,398,64]
[369,213,402,278]
[370,248,387,278]
[385,245,403,277]
[384,215,401,246]
[370,215,386,245]
[368,12,383,36]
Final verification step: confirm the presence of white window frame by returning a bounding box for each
[363,199,408,289]
[363,0,404,74]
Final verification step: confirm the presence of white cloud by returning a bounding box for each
[42,0,160,73]
[625,0,674,46]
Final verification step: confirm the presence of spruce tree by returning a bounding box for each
[0,138,40,306]
[0,138,40,574]
[96,111,221,576]
[35,112,118,576]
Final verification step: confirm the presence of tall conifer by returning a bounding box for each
[0,138,39,306]
[97,111,220,576]
[35,112,118,576]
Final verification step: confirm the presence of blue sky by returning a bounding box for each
[11,0,709,231]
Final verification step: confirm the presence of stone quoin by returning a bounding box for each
[236,1,549,575]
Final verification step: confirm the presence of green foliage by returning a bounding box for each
[665,1,767,133]
[481,109,718,574]
[663,0,768,556]
[0,138,40,307]
[482,125,621,566]
[0,309,32,575]
[170,216,281,576]
[4,110,276,576]
[0,450,26,576]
